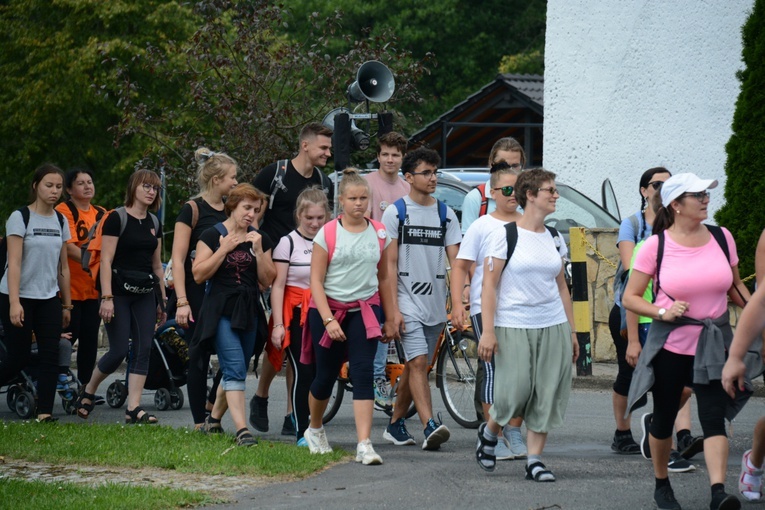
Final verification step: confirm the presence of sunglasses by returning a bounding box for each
[490,162,523,173]
[647,181,664,190]
[537,186,559,196]
[491,185,515,197]
[681,191,710,202]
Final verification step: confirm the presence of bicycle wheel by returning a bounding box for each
[437,327,481,429]
[321,378,346,424]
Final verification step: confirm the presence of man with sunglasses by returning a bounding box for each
[381,147,461,450]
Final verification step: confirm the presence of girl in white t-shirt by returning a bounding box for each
[265,187,329,446]
[0,164,72,422]
[475,168,577,482]
[302,168,398,465]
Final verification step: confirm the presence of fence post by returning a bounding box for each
[569,227,592,376]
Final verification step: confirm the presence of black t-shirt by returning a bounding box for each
[175,198,228,273]
[252,160,334,244]
[198,224,274,295]
[102,210,162,274]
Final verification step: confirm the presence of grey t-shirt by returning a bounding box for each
[382,196,461,325]
[0,208,70,299]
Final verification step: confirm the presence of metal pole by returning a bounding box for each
[569,227,592,376]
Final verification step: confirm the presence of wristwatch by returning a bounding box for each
[657,308,667,321]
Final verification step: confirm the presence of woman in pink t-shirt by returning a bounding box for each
[623,173,750,510]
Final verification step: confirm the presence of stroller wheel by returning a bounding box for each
[155,387,171,411]
[169,388,184,410]
[15,389,36,419]
[6,385,19,411]
[106,381,128,408]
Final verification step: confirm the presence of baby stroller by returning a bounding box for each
[0,327,81,419]
[106,319,189,411]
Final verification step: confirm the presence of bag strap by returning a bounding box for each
[65,200,79,224]
[268,159,289,210]
[477,183,489,217]
[186,199,200,230]
[393,198,448,246]
[325,217,385,265]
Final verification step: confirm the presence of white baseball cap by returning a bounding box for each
[660,173,718,206]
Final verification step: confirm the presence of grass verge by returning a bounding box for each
[0,478,209,510]
[0,420,348,477]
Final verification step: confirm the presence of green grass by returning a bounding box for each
[0,478,209,510]
[0,421,349,477]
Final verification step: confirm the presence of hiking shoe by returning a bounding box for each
[374,378,392,412]
[383,418,415,446]
[654,485,682,510]
[235,428,257,447]
[423,417,450,451]
[297,436,308,448]
[640,412,653,460]
[355,439,383,465]
[739,449,764,502]
[495,437,514,461]
[507,426,528,459]
[668,450,696,473]
[611,430,641,455]
[249,395,269,432]
[281,414,296,436]
[709,491,741,510]
[677,433,704,460]
[303,427,332,454]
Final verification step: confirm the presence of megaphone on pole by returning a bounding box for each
[347,61,395,103]
[322,107,370,151]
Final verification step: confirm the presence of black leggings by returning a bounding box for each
[0,294,62,415]
[97,293,155,375]
[67,298,100,385]
[309,306,381,401]
[284,307,315,440]
[610,304,633,397]
[649,348,729,440]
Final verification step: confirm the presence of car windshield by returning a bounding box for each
[546,184,620,232]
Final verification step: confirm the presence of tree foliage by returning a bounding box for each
[0,0,197,228]
[107,0,429,201]
[285,0,546,122]
[715,0,765,284]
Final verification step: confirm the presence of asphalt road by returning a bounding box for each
[3,367,763,510]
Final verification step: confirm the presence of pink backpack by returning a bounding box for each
[323,217,387,264]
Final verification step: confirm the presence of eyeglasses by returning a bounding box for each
[647,181,664,191]
[491,185,515,197]
[411,170,442,179]
[537,187,559,196]
[681,191,710,202]
[142,183,162,193]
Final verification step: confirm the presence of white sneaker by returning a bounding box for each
[495,437,514,461]
[505,426,527,459]
[356,439,383,465]
[304,427,332,454]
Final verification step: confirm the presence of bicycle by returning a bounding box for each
[321,317,482,429]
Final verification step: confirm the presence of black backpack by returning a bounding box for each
[502,222,562,272]
[0,206,66,281]
[267,159,332,210]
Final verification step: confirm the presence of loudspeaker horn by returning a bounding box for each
[347,60,395,103]
[322,107,370,151]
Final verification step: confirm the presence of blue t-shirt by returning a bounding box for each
[617,211,651,246]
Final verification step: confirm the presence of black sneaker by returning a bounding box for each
[668,450,696,473]
[677,434,704,460]
[654,485,682,510]
[249,395,269,432]
[640,412,653,460]
[281,414,296,436]
[709,491,741,510]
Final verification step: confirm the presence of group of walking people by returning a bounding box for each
[1,123,764,509]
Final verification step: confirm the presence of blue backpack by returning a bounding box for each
[392,198,448,246]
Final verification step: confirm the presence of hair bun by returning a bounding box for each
[194,147,215,164]
[342,167,359,176]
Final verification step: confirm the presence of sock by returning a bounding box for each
[527,454,542,467]
[208,415,221,424]
[711,483,725,496]
[676,429,691,442]
[482,425,498,442]
[309,426,323,433]
[655,477,670,490]
[742,454,763,499]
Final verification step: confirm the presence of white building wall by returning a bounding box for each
[544,0,753,221]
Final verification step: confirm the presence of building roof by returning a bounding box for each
[409,74,544,168]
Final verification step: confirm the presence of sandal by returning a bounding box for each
[203,415,224,435]
[739,449,764,501]
[475,423,498,472]
[35,415,58,423]
[525,461,556,482]
[125,406,159,424]
[235,428,257,447]
[75,390,96,420]
[611,431,641,455]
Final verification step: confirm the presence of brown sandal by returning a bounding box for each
[125,406,158,424]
